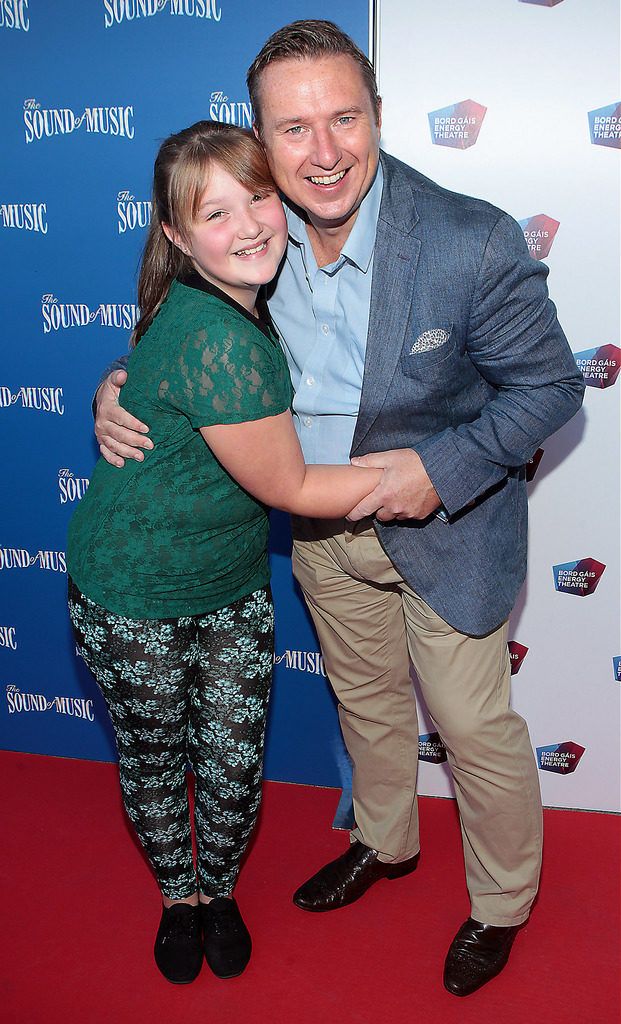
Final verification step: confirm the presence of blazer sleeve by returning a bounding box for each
[91,353,130,419]
[412,212,585,516]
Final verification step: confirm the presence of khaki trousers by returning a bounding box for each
[291,517,543,926]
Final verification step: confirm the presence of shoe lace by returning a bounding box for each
[205,902,240,937]
[163,908,198,943]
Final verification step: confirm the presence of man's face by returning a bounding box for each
[256,54,381,235]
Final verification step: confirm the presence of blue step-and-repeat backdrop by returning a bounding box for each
[0,0,369,794]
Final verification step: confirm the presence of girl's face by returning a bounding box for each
[179,164,287,311]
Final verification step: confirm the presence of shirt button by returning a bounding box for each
[305,376,315,387]
[303,416,312,428]
[321,324,330,335]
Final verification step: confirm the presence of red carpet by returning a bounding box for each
[1,751,619,1024]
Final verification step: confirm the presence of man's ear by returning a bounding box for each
[376,96,383,135]
[162,222,189,256]
[252,121,261,142]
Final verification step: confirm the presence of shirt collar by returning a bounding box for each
[284,161,383,274]
[176,269,274,339]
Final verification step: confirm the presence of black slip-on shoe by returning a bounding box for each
[154,902,203,985]
[201,897,251,979]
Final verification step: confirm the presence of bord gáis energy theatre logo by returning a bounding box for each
[537,742,585,775]
[519,215,560,259]
[574,345,621,389]
[588,102,621,150]
[518,0,565,7]
[427,100,487,149]
[508,641,529,674]
[553,558,606,597]
[418,733,447,764]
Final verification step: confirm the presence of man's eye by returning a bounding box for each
[338,116,353,125]
[287,125,303,135]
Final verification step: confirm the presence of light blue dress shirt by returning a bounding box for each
[268,164,384,465]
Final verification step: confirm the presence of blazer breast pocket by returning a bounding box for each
[400,324,456,378]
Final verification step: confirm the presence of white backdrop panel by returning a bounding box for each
[377,0,620,811]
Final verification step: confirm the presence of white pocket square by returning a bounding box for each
[409,328,450,355]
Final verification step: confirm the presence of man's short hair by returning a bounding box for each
[247,19,381,132]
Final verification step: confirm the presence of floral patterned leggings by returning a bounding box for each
[68,578,273,899]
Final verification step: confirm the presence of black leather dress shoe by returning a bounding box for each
[293,841,419,912]
[443,917,521,996]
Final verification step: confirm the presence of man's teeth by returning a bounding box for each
[309,170,347,185]
[235,241,267,256]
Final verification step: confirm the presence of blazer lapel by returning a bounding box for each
[351,153,421,456]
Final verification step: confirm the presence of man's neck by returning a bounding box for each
[305,214,359,269]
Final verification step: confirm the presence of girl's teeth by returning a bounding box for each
[236,241,267,256]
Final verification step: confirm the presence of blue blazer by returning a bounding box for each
[353,152,585,636]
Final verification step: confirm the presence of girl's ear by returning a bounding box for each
[162,222,190,256]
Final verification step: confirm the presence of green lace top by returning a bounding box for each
[67,273,293,618]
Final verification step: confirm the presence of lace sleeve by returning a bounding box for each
[159,315,292,428]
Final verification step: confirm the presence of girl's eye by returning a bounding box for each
[251,193,265,203]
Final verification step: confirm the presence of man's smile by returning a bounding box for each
[307,169,349,186]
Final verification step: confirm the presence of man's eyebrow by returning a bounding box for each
[273,116,304,130]
[272,107,366,130]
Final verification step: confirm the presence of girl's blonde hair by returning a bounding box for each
[132,120,275,345]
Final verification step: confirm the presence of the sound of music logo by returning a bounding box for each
[42,294,139,333]
[23,99,135,144]
[273,649,327,677]
[0,626,18,651]
[0,0,29,31]
[103,0,222,28]
[1,202,47,233]
[6,684,95,721]
[208,91,253,129]
[117,191,152,234]
[0,548,66,572]
[58,469,90,505]
[0,386,64,415]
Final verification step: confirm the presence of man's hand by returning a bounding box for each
[94,369,152,467]
[347,448,441,522]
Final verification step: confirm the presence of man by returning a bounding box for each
[95,21,585,995]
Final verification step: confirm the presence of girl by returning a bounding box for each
[67,121,381,985]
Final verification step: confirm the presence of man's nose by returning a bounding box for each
[310,127,341,170]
